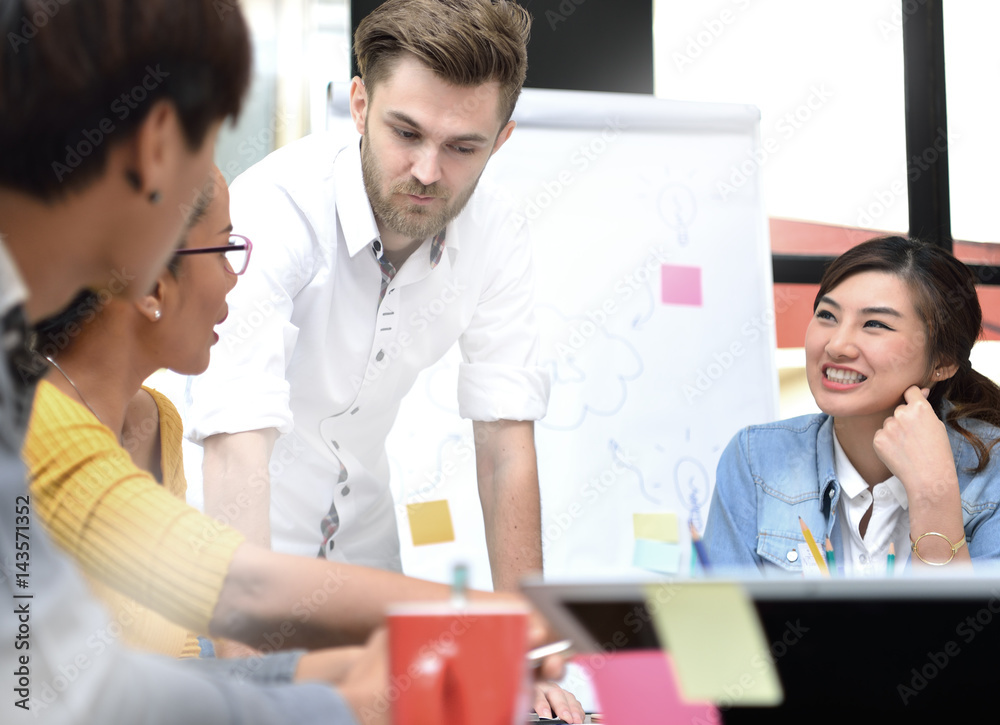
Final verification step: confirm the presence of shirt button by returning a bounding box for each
[786,549,799,563]
[342,486,351,496]
[859,554,869,565]
[376,350,385,361]
[828,490,834,499]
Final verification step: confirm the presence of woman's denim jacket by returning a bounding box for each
[703,410,1000,575]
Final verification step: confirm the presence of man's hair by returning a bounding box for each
[354,0,531,126]
[0,0,252,200]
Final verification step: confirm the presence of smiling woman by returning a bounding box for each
[704,236,1000,576]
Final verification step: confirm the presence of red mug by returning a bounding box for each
[386,601,530,725]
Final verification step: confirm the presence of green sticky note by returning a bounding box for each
[406,500,456,546]
[643,582,783,706]
[633,512,679,542]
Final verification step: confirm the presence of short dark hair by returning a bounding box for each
[0,0,252,199]
[354,0,531,126]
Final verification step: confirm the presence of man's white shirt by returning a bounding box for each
[187,131,549,567]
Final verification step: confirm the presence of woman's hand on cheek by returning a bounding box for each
[873,385,959,505]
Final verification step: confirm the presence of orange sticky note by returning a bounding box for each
[406,500,456,546]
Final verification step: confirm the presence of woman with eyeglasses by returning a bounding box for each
[21,167,585,720]
[24,167,252,658]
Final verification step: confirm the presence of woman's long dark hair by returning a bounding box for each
[815,236,1000,472]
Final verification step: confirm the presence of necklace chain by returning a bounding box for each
[44,355,104,423]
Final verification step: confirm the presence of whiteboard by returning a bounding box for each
[322,86,778,589]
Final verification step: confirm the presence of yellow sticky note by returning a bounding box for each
[633,512,679,543]
[643,582,783,706]
[406,500,456,546]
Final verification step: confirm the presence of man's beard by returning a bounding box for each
[361,135,480,242]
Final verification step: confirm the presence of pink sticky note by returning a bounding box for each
[581,650,717,724]
[661,265,703,306]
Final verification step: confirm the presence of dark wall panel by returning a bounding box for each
[350,1,654,94]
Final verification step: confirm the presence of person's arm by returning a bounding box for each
[454,195,550,590]
[203,428,278,549]
[703,429,765,571]
[25,382,562,651]
[874,386,971,567]
[186,168,314,532]
[1,481,367,725]
[473,419,542,591]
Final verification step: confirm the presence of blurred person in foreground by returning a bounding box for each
[0,1,390,723]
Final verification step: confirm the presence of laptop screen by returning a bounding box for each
[525,577,1000,717]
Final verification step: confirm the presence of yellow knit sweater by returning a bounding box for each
[23,380,245,658]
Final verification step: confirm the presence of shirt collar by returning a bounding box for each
[0,235,28,321]
[334,139,381,259]
[832,426,909,509]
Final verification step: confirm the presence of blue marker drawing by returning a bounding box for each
[611,439,661,505]
[673,457,710,530]
[630,283,654,331]
[537,305,644,431]
[657,183,697,234]
[547,356,586,385]
[540,359,643,431]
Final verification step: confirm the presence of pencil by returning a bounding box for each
[689,521,712,573]
[798,517,830,577]
[887,542,895,576]
[824,537,836,576]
